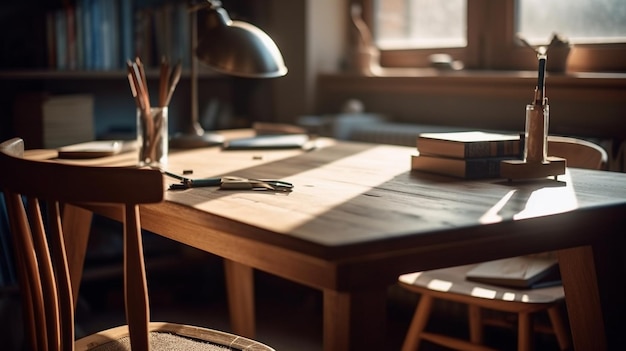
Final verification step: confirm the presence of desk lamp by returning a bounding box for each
[500,51,566,180]
[170,0,288,148]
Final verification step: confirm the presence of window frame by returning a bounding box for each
[359,0,626,72]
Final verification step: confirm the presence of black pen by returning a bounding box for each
[163,170,186,181]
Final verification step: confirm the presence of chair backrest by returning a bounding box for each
[0,138,164,351]
[547,135,607,170]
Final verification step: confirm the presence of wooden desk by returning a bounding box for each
[34,135,626,351]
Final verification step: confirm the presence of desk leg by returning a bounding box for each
[558,238,625,351]
[224,259,256,338]
[323,288,387,351]
[62,203,93,308]
[558,246,603,350]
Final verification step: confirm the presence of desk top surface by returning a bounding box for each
[27,132,626,264]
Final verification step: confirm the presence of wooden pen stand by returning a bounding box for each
[500,156,566,181]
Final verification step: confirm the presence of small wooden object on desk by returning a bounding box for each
[501,53,566,181]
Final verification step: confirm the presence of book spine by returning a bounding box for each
[465,140,521,158]
[66,5,77,70]
[91,0,103,70]
[46,11,57,69]
[464,158,506,179]
[134,8,153,67]
[75,1,85,69]
[177,2,191,68]
[99,0,114,70]
[54,9,67,70]
[411,154,516,179]
[120,0,134,65]
[82,0,93,70]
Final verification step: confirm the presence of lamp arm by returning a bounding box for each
[189,0,220,13]
[172,0,285,148]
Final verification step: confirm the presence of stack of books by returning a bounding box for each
[411,131,523,179]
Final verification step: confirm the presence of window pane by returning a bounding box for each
[517,0,626,44]
[373,0,467,49]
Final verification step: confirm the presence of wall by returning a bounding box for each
[266,0,348,122]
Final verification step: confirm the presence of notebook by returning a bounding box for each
[465,256,560,289]
[57,140,137,159]
[222,134,311,150]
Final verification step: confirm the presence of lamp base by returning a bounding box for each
[169,132,224,148]
[500,156,566,181]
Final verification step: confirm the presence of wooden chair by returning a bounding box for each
[398,135,607,351]
[0,138,274,351]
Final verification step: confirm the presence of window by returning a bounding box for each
[360,0,626,72]
[517,0,626,45]
[374,0,466,49]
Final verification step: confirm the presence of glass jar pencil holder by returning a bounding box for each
[524,103,549,163]
[137,106,168,167]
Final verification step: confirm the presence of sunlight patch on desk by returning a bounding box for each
[480,190,517,224]
[198,145,411,234]
[513,173,579,220]
[480,172,580,223]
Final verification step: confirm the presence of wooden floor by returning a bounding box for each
[72,251,563,351]
[0,220,564,351]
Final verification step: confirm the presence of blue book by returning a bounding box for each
[99,0,117,70]
[81,0,94,70]
[176,2,190,68]
[91,0,103,70]
[75,0,85,69]
[54,9,68,70]
[120,0,134,66]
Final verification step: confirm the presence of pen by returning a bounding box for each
[186,177,222,187]
[534,54,547,106]
[163,171,186,181]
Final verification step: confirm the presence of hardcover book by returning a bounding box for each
[465,256,560,289]
[417,131,522,159]
[411,154,518,179]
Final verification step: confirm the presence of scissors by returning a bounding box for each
[166,172,293,192]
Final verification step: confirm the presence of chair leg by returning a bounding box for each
[402,294,434,351]
[468,304,483,344]
[517,312,533,351]
[547,305,571,351]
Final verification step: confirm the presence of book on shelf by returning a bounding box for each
[43,0,190,71]
[410,154,519,179]
[417,131,523,159]
[465,256,560,289]
[13,93,94,149]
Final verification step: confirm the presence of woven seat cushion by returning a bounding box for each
[91,331,237,351]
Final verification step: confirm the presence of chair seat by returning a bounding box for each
[77,322,273,350]
[398,264,570,351]
[399,264,564,311]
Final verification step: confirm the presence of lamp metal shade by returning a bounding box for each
[196,7,287,78]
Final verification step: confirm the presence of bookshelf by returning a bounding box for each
[0,0,273,147]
